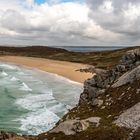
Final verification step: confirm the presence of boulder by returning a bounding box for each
[92,99,103,107]
[50,117,101,135]
[114,102,140,130]
[80,48,140,104]
[112,65,140,88]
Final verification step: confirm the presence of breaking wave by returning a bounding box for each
[0,62,83,135]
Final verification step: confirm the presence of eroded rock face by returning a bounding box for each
[112,65,140,88]
[50,117,101,135]
[80,48,140,105]
[1,48,140,140]
[114,102,140,130]
[121,49,140,66]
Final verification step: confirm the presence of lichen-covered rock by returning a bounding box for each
[80,48,140,104]
[112,65,140,88]
[121,48,140,65]
[50,117,101,135]
[91,99,103,107]
[114,102,140,130]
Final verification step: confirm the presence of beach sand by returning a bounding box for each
[0,56,93,83]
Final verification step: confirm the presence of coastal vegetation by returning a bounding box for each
[0,46,140,140]
[0,46,139,69]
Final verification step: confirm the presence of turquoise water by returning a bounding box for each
[0,63,83,135]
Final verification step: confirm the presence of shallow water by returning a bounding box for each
[0,63,83,135]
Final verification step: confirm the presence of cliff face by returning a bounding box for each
[80,48,140,105]
[1,48,140,140]
[42,48,140,140]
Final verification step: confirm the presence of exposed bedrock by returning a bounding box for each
[50,117,101,135]
[112,65,140,88]
[114,102,140,130]
[80,48,140,105]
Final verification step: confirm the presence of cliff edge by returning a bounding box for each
[1,47,140,140]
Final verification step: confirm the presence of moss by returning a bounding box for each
[0,46,140,139]
[38,125,130,140]
[39,79,140,140]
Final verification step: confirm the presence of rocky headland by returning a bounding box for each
[0,47,140,140]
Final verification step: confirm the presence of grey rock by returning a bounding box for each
[116,64,126,72]
[136,61,140,66]
[112,65,140,88]
[122,49,140,63]
[80,48,140,104]
[50,117,101,135]
[92,99,103,107]
[114,102,140,130]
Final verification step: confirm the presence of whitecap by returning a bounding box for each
[0,62,83,135]
[48,103,68,114]
[17,109,60,135]
[19,82,32,92]
[16,93,55,111]
[0,64,17,70]
[1,71,8,76]
[10,76,19,81]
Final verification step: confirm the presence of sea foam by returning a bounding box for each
[1,71,8,76]
[0,62,83,135]
[10,76,19,81]
[0,64,18,70]
[16,93,55,111]
[17,108,60,135]
[19,82,32,92]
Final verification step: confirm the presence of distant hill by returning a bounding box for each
[0,46,140,139]
[0,46,139,69]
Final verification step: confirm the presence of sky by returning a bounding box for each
[0,0,139,46]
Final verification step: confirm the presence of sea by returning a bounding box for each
[53,46,129,52]
[0,63,83,135]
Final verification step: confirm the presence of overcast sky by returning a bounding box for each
[0,0,139,46]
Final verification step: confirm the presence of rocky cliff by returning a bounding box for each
[42,48,140,140]
[80,48,140,105]
[1,47,140,140]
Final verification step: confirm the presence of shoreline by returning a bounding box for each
[0,56,93,83]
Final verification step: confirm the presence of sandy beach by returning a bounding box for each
[0,56,93,83]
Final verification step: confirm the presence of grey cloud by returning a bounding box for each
[0,10,30,32]
[0,0,139,46]
[87,0,140,10]
[87,0,140,44]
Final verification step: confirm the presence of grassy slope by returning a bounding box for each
[0,46,140,140]
[38,79,140,140]
[0,46,139,69]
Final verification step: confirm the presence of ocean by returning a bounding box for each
[53,46,128,52]
[0,63,83,135]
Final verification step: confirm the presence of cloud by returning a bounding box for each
[0,0,139,46]
[87,0,140,45]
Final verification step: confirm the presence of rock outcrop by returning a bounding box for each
[80,48,140,105]
[37,48,140,140]
[50,117,101,135]
[114,102,140,130]
[1,47,140,140]
[112,65,140,88]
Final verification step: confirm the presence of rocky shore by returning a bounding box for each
[1,47,140,140]
[80,48,140,105]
